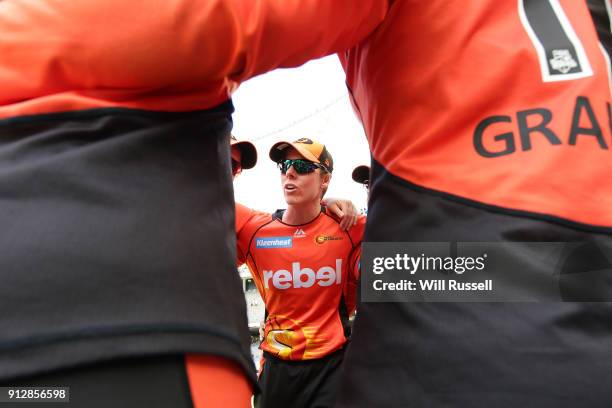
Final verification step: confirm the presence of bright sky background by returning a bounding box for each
[232,55,370,213]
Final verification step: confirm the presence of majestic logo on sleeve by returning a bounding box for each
[256,236,292,248]
[263,259,342,289]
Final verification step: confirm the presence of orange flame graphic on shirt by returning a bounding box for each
[264,315,307,360]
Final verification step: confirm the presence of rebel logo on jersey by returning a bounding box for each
[263,259,343,289]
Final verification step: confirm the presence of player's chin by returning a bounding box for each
[284,195,299,205]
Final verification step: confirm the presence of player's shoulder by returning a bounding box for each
[236,202,273,236]
[320,209,365,242]
[349,215,366,241]
[319,207,343,226]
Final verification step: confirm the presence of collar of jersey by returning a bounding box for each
[272,206,326,226]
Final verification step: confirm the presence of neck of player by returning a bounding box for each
[283,200,321,225]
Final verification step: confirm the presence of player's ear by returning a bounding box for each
[320,172,331,189]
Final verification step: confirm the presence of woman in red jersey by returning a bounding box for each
[236,138,365,408]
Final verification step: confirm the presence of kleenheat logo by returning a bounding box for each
[315,234,343,245]
[256,236,292,249]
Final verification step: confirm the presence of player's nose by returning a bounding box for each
[285,165,298,178]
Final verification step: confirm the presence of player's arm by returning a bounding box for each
[344,216,366,314]
[212,0,390,83]
[236,202,273,265]
[322,197,358,230]
[348,215,366,279]
[1,0,388,99]
[344,246,362,316]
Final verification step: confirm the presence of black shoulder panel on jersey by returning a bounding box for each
[272,209,285,220]
[588,0,612,58]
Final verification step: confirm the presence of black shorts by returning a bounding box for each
[255,348,345,408]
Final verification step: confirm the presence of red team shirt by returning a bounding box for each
[340,0,611,226]
[236,203,364,361]
[335,2,612,406]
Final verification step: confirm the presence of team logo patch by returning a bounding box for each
[256,236,293,249]
[549,49,578,74]
[294,228,306,238]
[265,315,307,360]
[314,234,343,245]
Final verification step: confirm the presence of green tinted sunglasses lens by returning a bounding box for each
[279,159,319,174]
[292,160,315,174]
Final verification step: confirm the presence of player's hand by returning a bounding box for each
[323,198,358,230]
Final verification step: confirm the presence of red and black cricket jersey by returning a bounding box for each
[236,205,364,361]
[337,1,612,406]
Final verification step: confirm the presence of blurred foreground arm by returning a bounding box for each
[1,0,389,112]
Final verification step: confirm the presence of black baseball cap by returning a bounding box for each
[352,165,370,185]
[230,135,257,169]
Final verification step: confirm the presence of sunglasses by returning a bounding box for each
[278,159,326,175]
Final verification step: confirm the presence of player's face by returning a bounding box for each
[280,150,327,206]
